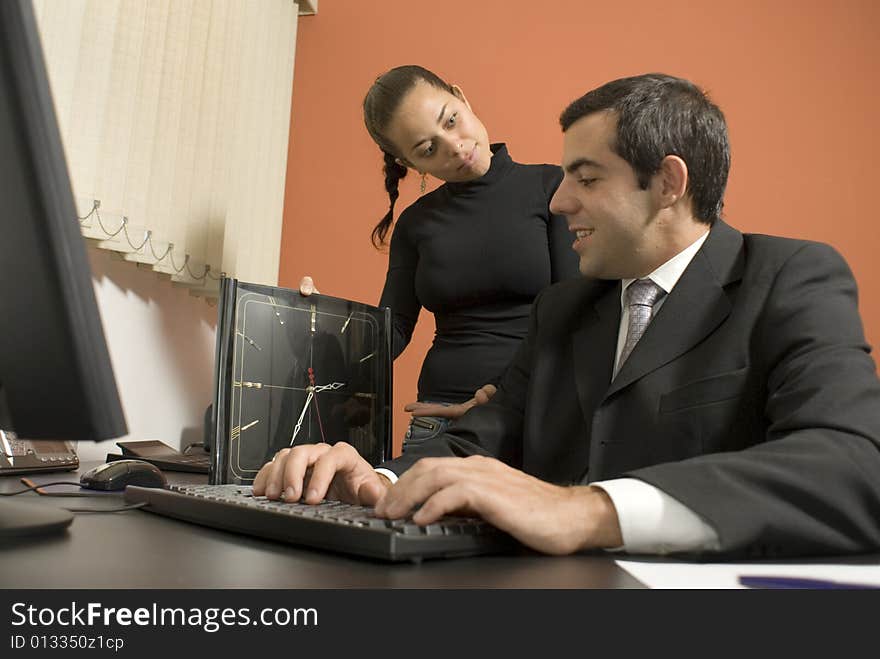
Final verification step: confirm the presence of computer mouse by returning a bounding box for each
[79,459,168,491]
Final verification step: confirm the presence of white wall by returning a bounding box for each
[77,245,218,462]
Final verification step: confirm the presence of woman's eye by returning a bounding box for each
[447,113,457,127]
[579,178,597,187]
[423,143,435,157]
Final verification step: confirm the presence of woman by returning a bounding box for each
[304,65,578,451]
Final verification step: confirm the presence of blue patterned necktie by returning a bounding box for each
[618,279,667,370]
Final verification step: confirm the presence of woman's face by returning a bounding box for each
[384,81,492,183]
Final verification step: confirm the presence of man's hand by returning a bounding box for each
[253,442,389,505]
[373,455,623,555]
[299,276,319,296]
[403,384,497,419]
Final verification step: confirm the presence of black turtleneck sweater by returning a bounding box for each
[379,143,580,403]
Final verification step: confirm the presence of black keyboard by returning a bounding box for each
[124,484,518,562]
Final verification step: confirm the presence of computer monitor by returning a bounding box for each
[0,0,128,534]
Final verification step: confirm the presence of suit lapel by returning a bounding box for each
[572,280,620,421]
[606,220,745,398]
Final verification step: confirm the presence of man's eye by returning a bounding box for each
[579,178,597,187]
[423,143,435,157]
[447,113,457,127]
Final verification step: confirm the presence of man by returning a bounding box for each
[255,73,880,559]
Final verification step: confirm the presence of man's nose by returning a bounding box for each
[549,183,576,215]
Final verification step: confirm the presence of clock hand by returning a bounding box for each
[289,389,313,446]
[313,381,346,392]
[288,375,342,446]
[312,387,327,444]
[306,368,333,444]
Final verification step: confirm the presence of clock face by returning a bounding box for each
[212,280,392,485]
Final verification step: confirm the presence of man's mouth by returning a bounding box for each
[571,228,594,250]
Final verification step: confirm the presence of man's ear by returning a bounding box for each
[654,155,688,209]
[451,84,472,111]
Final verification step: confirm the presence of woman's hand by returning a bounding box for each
[403,384,497,419]
[299,276,320,296]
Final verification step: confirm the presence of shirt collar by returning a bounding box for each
[620,229,710,304]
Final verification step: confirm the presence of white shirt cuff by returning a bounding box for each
[590,478,720,555]
[374,468,398,484]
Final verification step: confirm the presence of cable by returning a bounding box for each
[63,502,148,513]
[0,481,82,495]
[2,480,150,513]
[17,477,98,497]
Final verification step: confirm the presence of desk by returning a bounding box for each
[0,463,644,589]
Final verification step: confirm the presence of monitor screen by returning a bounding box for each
[0,0,127,442]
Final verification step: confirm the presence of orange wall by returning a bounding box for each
[280,0,880,456]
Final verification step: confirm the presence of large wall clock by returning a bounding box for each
[211,278,392,485]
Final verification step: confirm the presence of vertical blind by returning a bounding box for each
[31,0,310,296]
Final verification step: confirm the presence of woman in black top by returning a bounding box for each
[306,65,578,450]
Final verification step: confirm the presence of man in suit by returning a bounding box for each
[255,73,880,558]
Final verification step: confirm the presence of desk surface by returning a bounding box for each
[0,463,644,589]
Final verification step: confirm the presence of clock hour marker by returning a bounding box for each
[241,419,260,431]
[236,331,262,350]
[310,304,316,332]
[359,352,375,363]
[268,296,284,325]
[341,312,352,334]
[241,381,263,389]
[231,425,240,440]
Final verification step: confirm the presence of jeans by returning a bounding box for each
[402,401,451,454]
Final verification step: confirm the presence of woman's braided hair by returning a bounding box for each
[363,65,454,248]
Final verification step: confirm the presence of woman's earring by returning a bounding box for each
[420,173,427,194]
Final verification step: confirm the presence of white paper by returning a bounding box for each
[616,556,880,589]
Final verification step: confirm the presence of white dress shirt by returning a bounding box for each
[378,230,721,555]
[594,230,720,554]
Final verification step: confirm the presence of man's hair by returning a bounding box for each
[560,73,730,223]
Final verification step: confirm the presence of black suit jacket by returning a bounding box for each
[382,220,880,558]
